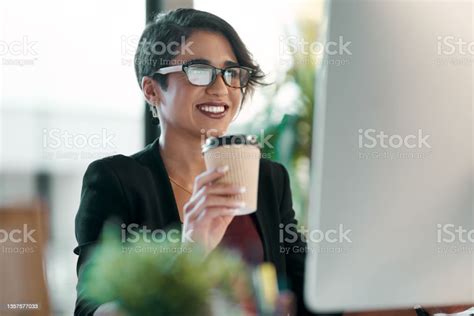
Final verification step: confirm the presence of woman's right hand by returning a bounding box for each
[182,165,246,255]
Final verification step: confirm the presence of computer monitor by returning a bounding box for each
[305,0,473,312]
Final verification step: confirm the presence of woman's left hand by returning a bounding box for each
[344,304,472,315]
[424,305,472,314]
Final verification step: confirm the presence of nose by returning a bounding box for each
[205,73,228,96]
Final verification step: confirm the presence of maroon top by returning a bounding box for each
[218,214,265,265]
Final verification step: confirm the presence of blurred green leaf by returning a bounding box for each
[81,224,250,316]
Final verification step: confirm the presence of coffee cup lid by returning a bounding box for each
[201,134,259,153]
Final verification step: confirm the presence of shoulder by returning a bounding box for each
[259,158,289,182]
[82,142,157,182]
[259,158,291,200]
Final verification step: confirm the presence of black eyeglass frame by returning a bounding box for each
[152,60,255,88]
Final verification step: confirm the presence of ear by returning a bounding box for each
[141,76,162,106]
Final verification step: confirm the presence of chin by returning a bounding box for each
[194,119,233,138]
[198,126,228,138]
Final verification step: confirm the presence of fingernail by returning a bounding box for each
[238,201,246,207]
[217,165,229,173]
[238,186,246,193]
[231,208,240,215]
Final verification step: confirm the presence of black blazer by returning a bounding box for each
[74,138,342,316]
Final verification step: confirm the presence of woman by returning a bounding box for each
[74,8,330,316]
[74,8,470,316]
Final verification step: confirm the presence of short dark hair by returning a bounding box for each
[134,8,266,103]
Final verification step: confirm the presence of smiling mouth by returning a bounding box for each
[196,102,229,119]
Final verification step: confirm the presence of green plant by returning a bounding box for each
[237,16,320,225]
[81,226,250,316]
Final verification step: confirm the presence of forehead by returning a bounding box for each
[173,30,238,67]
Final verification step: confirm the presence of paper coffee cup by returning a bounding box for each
[202,135,260,215]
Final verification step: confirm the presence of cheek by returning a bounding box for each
[230,90,243,111]
[166,81,197,112]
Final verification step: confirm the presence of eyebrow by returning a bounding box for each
[187,58,240,67]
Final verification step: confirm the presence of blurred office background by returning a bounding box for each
[0,0,323,314]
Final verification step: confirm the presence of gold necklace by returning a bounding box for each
[168,176,193,195]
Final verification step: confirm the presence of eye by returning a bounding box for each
[226,68,241,78]
[186,64,214,85]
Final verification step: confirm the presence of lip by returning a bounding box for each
[195,101,230,119]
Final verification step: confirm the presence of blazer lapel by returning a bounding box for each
[144,138,181,228]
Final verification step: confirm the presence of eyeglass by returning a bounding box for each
[152,61,254,88]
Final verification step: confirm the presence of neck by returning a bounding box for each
[158,126,206,188]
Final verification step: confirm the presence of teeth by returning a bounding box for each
[199,105,225,113]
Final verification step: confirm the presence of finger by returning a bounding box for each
[187,196,245,222]
[201,183,246,196]
[185,166,232,212]
[193,165,229,192]
[185,184,246,210]
[187,196,244,222]
[195,207,239,222]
